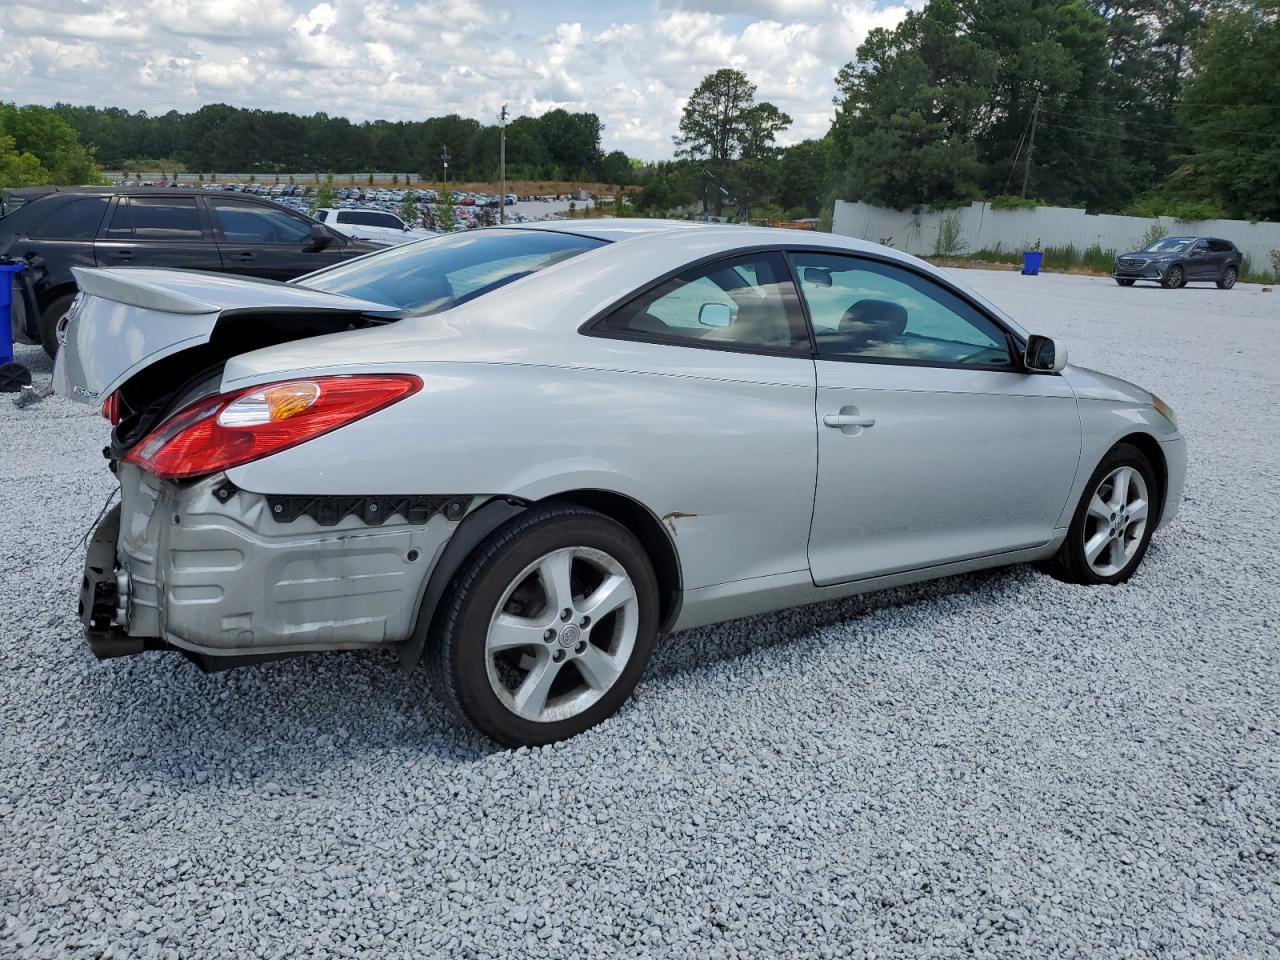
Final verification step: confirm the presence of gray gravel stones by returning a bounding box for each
[2,271,1278,958]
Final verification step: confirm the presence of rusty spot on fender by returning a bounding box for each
[661,511,697,536]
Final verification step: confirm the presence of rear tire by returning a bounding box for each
[1217,266,1238,289]
[1041,442,1159,586]
[1160,264,1185,290]
[1115,278,1135,287]
[39,293,75,359]
[429,503,659,746]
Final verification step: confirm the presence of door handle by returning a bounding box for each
[236,251,256,261]
[112,249,134,260]
[823,414,876,428]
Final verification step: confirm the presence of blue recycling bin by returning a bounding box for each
[0,259,33,393]
[1021,251,1043,275]
[0,260,25,365]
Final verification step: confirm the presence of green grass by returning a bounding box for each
[1240,257,1278,284]
[956,242,1118,274]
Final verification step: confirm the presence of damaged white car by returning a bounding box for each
[54,220,1186,746]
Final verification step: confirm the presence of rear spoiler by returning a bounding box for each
[70,266,402,317]
[55,267,402,405]
[73,267,221,315]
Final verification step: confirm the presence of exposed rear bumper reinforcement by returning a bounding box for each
[78,465,476,662]
[79,502,122,638]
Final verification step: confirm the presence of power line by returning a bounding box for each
[1037,93,1280,110]
[1040,119,1279,149]
[1043,107,1280,140]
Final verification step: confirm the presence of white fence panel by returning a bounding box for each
[833,200,1280,275]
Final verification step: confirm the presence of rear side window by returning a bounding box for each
[336,211,402,229]
[31,197,109,239]
[211,199,313,244]
[597,252,809,354]
[301,228,604,314]
[106,197,203,240]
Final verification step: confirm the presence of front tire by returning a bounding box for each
[431,503,659,746]
[1217,265,1238,289]
[1115,278,1135,287]
[1160,264,1186,290]
[39,293,75,359]
[1042,443,1159,585]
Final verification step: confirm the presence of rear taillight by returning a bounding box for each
[124,374,422,480]
[101,391,120,425]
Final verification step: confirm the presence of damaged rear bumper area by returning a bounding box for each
[80,463,473,668]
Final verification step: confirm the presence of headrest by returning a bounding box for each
[839,299,908,339]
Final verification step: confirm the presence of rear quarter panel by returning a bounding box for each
[226,352,820,591]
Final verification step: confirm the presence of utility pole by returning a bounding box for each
[441,144,451,191]
[1021,92,1042,200]
[498,104,508,225]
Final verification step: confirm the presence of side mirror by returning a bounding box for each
[306,223,333,252]
[1025,334,1068,372]
[803,266,833,287]
[698,302,733,327]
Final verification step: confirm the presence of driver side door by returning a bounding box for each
[794,251,1082,586]
[209,197,348,281]
[1183,240,1215,280]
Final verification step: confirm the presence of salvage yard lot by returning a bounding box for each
[1,269,1277,958]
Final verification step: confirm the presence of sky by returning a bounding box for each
[0,0,924,160]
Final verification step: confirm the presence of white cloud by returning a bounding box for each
[0,0,919,159]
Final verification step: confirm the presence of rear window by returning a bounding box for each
[30,197,109,239]
[106,197,203,240]
[300,229,605,314]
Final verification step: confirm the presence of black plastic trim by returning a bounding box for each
[265,494,472,527]
[398,498,528,669]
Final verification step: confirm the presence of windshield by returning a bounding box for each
[1142,237,1195,253]
[300,228,605,314]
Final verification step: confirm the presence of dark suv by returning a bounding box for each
[1,186,382,356]
[1113,236,1242,290]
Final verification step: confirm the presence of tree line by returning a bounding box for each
[36,103,635,185]
[2,1,1276,222]
[644,0,1279,223]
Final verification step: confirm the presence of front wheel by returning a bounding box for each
[431,504,659,746]
[1115,278,1135,287]
[1160,264,1185,290]
[1041,443,1159,585]
[1217,266,1238,289]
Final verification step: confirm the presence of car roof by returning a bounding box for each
[506,218,714,242]
[515,217,924,259]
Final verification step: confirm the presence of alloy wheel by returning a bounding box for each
[1082,466,1150,578]
[1222,267,1238,289]
[485,546,639,724]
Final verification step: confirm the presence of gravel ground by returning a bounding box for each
[1,270,1277,959]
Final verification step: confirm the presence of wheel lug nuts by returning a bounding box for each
[575,641,587,654]
[543,629,555,642]
[560,608,572,621]
[580,616,591,628]
[553,650,566,663]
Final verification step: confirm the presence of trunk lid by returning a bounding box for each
[52,266,401,405]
